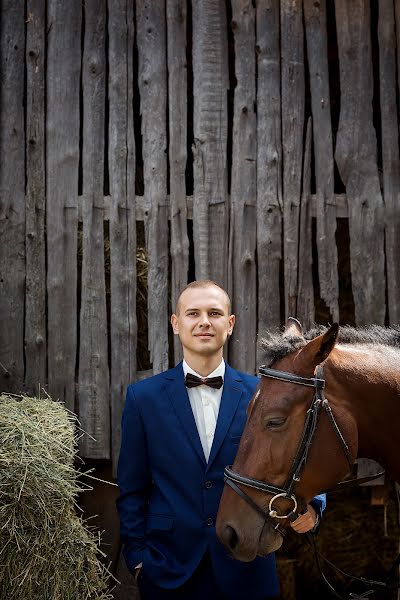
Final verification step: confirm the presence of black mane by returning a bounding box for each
[260,324,400,366]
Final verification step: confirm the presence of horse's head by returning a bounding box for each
[216,319,358,561]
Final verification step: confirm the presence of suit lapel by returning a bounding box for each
[207,364,243,470]
[165,363,206,466]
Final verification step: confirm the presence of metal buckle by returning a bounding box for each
[268,492,298,519]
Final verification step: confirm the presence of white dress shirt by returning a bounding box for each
[183,359,225,462]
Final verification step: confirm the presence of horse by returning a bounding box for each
[216,318,400,563]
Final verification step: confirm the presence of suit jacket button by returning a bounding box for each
[206,517,214,526]
[205,480,212,489]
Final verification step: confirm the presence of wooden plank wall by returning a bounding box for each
[1,0,400,475]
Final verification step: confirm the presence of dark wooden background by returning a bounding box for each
[1,1,400,598]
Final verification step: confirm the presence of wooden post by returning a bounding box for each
[334,0,385,325]
[378,0,400,326]
[0,1,25,393]
[46,0,81,409]
[167,0,189,365]
[229,0,257,373]
[108,0,137,472]
[192,0,229,287]
[281,0,304,319]
[25,0,47,394]
[256,0,282,350]
[79,0,110,459]
[304,0,339,323]
[137,1,169,374]
[298,119,315,328]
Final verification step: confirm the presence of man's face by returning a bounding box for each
[171,286,235,358]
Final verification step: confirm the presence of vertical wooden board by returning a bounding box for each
[396,1,400,115]
[136,1,169,374]
[0,1,25,393]
[46,0,80,409]
[303,0,339,323]
[229,0,257,373]
[25,1,46,395]
[256,0,282,345]
[79,0,109,459]
[109,0,137,472]
[281,0,304,319]
[167,0,189,365]
[334,0,385,325]
[297,119,314,328]
[192,0,229,286]
[378,0,400,325]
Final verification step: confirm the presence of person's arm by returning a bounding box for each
[290,493,326,534]
[117,385,151,574]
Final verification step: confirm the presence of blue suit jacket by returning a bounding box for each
[117,362,326,599]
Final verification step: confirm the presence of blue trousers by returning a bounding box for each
[137,552,279,600]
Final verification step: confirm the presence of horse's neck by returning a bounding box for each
[328,346,400,481]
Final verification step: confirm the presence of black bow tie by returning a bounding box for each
[185,373,224,390]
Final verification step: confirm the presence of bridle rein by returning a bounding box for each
[224,364,354,535]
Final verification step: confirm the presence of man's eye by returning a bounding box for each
[265,418,286,429]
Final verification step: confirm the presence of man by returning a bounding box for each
[117,280,326,599]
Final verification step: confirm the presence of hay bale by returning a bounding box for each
[0,394,112,600]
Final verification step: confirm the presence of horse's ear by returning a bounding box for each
[296,323,339,369]
[283,317,303,338]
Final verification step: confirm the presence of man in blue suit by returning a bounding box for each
[117,280,326,599]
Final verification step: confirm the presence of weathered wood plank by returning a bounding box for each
[167,0,189,365]
[378,0,400,325]
[46,0,80,409]
[304,0,339,323]
[108,0,137,471]
[136,2,168,374]
[192,0,229,286]
[25,1,46,393]
[0,1,25,393]
[79,193,350,222]
[334,0,385,325]
[256,0,282,348]
[79,0,109,459]
[280,0,304,319]
[297,118,315,328]
[229,0,256,373]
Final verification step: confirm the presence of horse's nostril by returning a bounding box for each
[226,525,239,550]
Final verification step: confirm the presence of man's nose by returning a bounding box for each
[199,313,211,326]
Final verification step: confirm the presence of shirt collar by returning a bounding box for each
[182,359,225,380]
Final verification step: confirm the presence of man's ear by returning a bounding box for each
[227,314,235,336]
[171,314,179,335]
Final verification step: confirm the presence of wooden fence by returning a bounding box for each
[1,0,400,473]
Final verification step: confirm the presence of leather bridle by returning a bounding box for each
[224,364,354,536]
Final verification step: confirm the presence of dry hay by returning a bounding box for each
[0,394,113,600]
[277,485,400,599]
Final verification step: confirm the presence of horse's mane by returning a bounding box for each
[260,324,400,366]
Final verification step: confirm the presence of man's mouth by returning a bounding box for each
[195,333,213,338]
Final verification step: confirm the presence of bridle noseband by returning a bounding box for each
[224,364,354,536]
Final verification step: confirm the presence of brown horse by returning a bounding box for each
[216,319,400,562]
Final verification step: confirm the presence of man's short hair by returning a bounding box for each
[175,280,231,314]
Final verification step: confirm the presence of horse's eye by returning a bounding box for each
[266,418,286,429]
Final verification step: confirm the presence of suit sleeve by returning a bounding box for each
[309,492,326,533]
[117,385,151,573]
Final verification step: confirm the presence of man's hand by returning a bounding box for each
[289,503,318,534]
[134,564,142,582]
